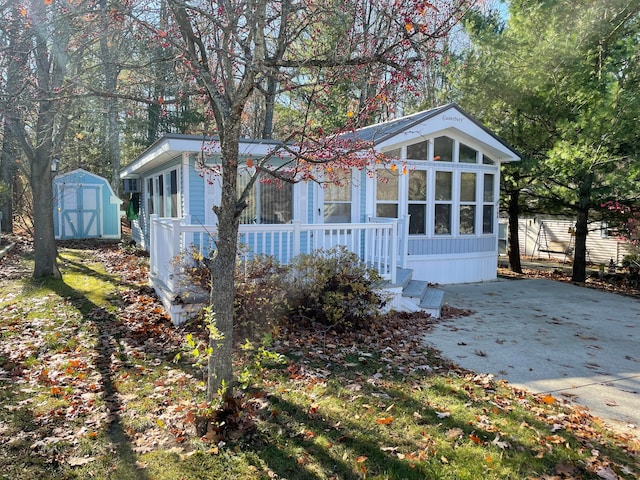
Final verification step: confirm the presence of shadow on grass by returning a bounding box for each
[0,376,55,479]
[57,248,143,292]
[246,357,639,480]
[46,277,150,480]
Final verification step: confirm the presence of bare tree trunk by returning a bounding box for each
[98,6,122,193]
[261,75,277,139]
[207,125,242,399]
[31,123,60,279]
[507,189,522,273]
[0,124,17,233]
[572,174,593,283]
[1,19,29,234]
[27,0,67,279]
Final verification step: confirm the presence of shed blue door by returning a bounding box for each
[59,184,102,238]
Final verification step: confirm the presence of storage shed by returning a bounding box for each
[53,168,122,240]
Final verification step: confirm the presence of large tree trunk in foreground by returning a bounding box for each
[572,174,593,283]
[507,189,522,273]
[207,127,242,400]
[31,143,60,279]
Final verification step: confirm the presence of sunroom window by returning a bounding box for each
[324,170,352,223]
[433,136,454,162]
[376,169,399,218]
[408,170,427,234]
[459,172,477,234]
[406,140,428,160]
[482,173,495,234]
[459,143,478,164]
[434,171,452,234]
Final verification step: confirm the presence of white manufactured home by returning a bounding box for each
[121,104,520,324]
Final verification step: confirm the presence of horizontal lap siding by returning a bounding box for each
[188,168,206,225]
[408,236,497,255]
[516,219,634,264]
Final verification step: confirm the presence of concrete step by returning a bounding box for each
[402,279,428,299]
[419,288,445,318]
[395,267,413,288]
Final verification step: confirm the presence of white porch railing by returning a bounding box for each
[149,215,408,298]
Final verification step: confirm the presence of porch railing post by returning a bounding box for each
[390,219,398,284]
[292,220,301,258]
[169,218,182,293]
[149,214,159,278]
[400,215,410,269]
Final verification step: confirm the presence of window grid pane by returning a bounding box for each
[407,140,428,160]
[459,205,476,234]
[434,136,453,162]
[434,204,451,234]
[408,171,426,201]
[459,143,478,164]
[460,173,476,202]
[260,181,292,224]
[408,204,426,234]
[376,204,398,218]
[484,174,495,202]
[483,205,494,234]
[435,171,452,200]
[376,170,398,201]
[238,174,256,224]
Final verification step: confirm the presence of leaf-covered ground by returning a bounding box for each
[0,238,638,479]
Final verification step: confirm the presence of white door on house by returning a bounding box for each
[59,184,101,238]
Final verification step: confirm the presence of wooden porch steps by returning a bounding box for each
[396,270,444,319]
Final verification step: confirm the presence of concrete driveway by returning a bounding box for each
[425,278,640,436]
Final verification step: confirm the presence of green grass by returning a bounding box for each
[0,244,638,479]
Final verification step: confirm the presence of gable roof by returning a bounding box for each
[121,103,520,178]
[349,103,520,162]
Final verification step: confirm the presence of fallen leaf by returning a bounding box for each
[376,417,394,425]
[541,394,556,405]
[491,435,510,449]
[595,465,618,480]
[67,456,96,466]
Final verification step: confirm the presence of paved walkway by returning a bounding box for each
[426,277,640,437]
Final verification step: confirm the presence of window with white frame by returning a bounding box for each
[376,169,399,218]
[459,172,477,234]
[482,154,495,165]
[408,170,427,234]
[482,173,495,234]
[434,136,454,162]
[146,168,180,218]
[406,140,428,161]
[238,173,293,224]
[146,178,154,215]
[434,171,453,234]
[459,143,478,164]
[324,169,352,223]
